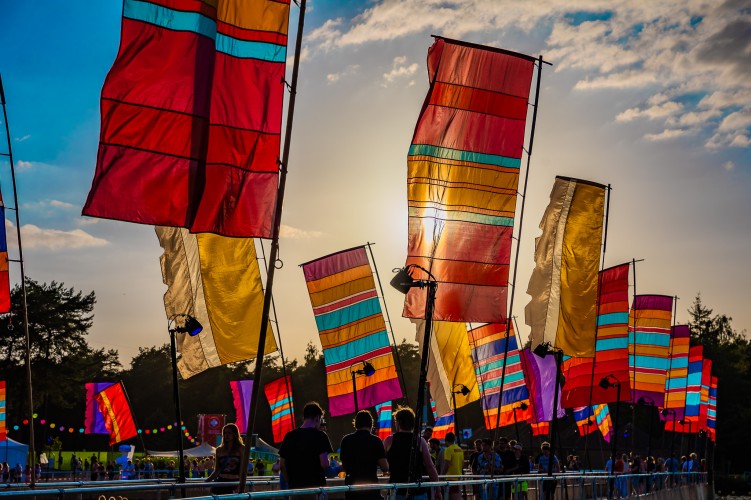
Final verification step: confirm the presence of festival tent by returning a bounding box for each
[146,442,216,458]
[0,438,28,467]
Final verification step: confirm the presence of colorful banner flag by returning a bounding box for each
[668,346,703,432]
[375,402,392,440]
[628,295,673,407]
[663,325,690,418]
[594,403,613,443]
[519,348,565,423]
[302,246,402,416]
[85,382,115,434]
[230,380,253,434]
[707,377,717,442]
[402,37,536,323]
[432,411,455,440]
[198,414,225,446]
[561,263,633,408]
[264,376,295,443]
[525,176,606,357]
[468,322,533,429]
[83,0,291,237]
[573,406,598,437]
[0,381,6,441]
[698,358,713,430]
[0,192,9,313]
[157,227,276,379]
[414,320,481,418]
[94,382,138,446]
[530,421,550,437]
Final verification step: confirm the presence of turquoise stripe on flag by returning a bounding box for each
[272,408,292,419]
[629,332,671,347]
[315,296,381,331]
[632,355,669,370]
[124,0,217,38]
[323,330,389,365]
[408,207,514,227]
[270,398,290,411]
[597,312,628,326]
[215,34,286,62]
[409,144,521,169]
[597,338,628,351]
[666,378,687,390]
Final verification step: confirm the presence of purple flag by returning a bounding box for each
[520,348,565,422]
[85,382,115,434]
[230,380,253,434]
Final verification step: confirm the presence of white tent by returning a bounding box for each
[0,438,29,467]
[146,441,216,458]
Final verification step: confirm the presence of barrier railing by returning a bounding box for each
[0,472,706,499]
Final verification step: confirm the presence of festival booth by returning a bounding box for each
[146,441,216,458]
[0,438,29,467]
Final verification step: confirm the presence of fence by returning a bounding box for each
[0,472,707,499]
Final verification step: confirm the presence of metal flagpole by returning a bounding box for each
[238,0,307,491]
[491,55,551,473]
[365,242,407,396]
[0,74,36,488]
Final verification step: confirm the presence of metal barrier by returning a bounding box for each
[0,472,706,499]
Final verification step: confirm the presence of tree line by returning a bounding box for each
[1,279,748,473]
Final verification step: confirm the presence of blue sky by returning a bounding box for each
[1,0,749,364]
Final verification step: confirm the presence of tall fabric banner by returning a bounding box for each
[663,325,690,418]
[433,411,455,440]
[595,404,613,443]
[668,346,703,432]
[707,377,717,442]
[530,421,550,436]
[85,382,115,434]
[0,381,6,441]
[628,295,673,407]
[573,406,598,437]
[403,37,536,323]
[525,177,606,357]
[302,246,402,416]
[519,348,565,423]
[0,192,9,313]
[264,376,295,443]
[158,227,276,379]
[83,0,291,237]
[562,263,632,408]
[468,323,532,429]
[94,382,138,446]
[414,320,481,418]
[230,380,253,434]
[698,359,713,430]
[375,402,392,440]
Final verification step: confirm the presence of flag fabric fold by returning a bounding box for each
[85,382,115,434]
[414,320,481,418]
[663,325,690,418]
[83,0,291,237]
[157,227,276,379]
[519,348,565,423]
[468,322,532,429]
[0,381,6,441]
[403,37,536,323]
[707,377,717,442]
[0,192,9,313]
[594,403,613,443]
[230,380,253,434]
[562,263,632,408]
[525,177,606,357]
[302,246,402,416]
[264,376,295,443]
[530,421,550,436]
[628,295,673,407]
[94,382,138,446]
[668,346,703,432]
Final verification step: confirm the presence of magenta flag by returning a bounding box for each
[230,380,253,434]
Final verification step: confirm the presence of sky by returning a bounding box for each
[0,0,749,366]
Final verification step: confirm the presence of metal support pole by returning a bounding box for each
[409,281,437,483]
[169,331,186,484]
[452,390,459,446]
[548,350,563,477]
[609,382,621,499]
[352,371,359,414]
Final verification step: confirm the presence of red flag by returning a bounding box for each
[264,376,295,443]
[94,382,138,446]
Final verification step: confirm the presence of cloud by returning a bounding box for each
[49,199,77,210]
[382,56,418,87]
[326,64,360,83]
[617,101,683,122]
[644,128,690,141]
[5,219,108,250]
[14,134,31,142]
[279,224,323,239]
[22,199,78,214]
[16,160,33,169]
[723,160,735,171]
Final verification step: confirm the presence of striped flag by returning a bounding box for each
[94,382,138,446]
[230,380,253,434]
[0,381,6,441]
[85,382,115,434]
[375,402,392,440]
[433,411,455,440]
[264,376,295,443]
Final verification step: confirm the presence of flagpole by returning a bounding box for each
[491,54,550,466]
[365,242,407,397]
[0,74,36,488]
[238,0,307,492]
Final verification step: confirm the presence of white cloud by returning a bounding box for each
[326,64,360,84]
[16,160,33,169]
[617,101,683,122]
[14,134,31,142]
[723,161,735,171]
[279,224,323,239]
[644,128,690,141]
[49,199,77,210]
[382,56,418,87]
[5,219,108,250]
